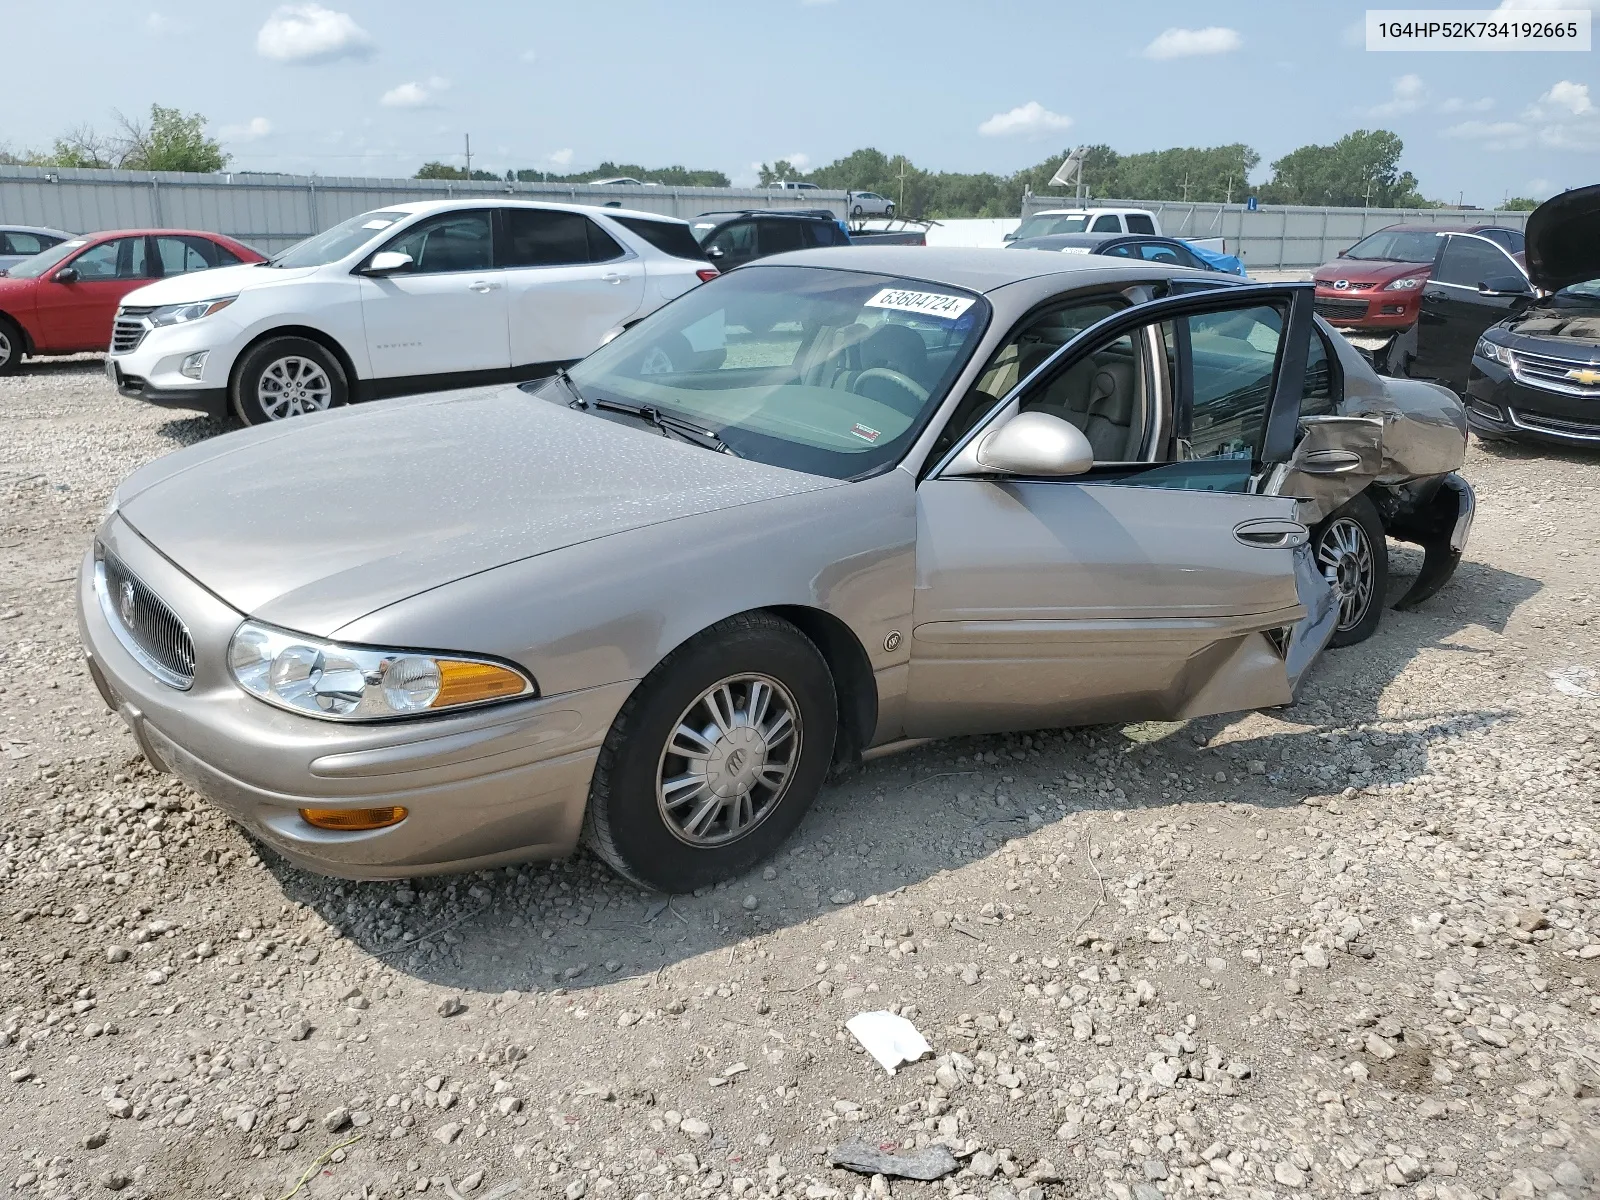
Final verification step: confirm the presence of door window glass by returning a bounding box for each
[1433,236,1517,288]
[586,221,625,263]
[1137,242,1186,266]
[1184,305,1281,461]
[804,222,844,248]
[5,232,45,255]
[70,237,149,280]
[1090,214,1121,232]
[704,221,755,261]
[1300,330,1338,417]
[1125,213,1157,234]
[757,220,805,256]
[155,236,212,274]
[208,240,244,266]
[1017,326,1147,462]
[386,211,494,273]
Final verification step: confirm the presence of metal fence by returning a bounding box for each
[1020,194,1531,269]
[0,165,851,254]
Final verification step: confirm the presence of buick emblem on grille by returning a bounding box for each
[1333,279,1350,290]
[118,579,137,628]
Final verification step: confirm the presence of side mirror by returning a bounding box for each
[1337,247,1352,258]
[362,251,414,276]
[975,411,1094,477]
[1477,275,1531,297]
[706,247,726,260]
[54,266,79,284]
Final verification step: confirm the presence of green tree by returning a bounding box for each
[1502,196,1538,211]
[510,161,730,186]
[1260,129,1425,208]
[414,162,498,180]
[115,105,228,172]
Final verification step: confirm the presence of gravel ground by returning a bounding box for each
[2,358,1599,1200]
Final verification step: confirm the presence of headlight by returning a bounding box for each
[1382,277,1423,291]
[1474,336,1512,365]
[148,296,237,327]
[227,621,535,721]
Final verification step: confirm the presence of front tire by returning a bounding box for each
[1315,492,1388,648]
[0,316,22,376]
[233,336,347,426]
[583,613,837,893]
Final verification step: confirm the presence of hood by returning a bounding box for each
[1526,183,1600,293]
[115,387,837,636]
[1314,258,1428,286]
[119,262,313,307]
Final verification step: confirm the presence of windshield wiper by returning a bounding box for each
[553,367,587,408]
[586,396,738,456]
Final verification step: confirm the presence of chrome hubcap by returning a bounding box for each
[656,674,800,847]
[1318,517,1376,632]
[0,329,11,366]
[258,356,332,420]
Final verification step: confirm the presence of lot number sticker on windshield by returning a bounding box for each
[865,288,975,321]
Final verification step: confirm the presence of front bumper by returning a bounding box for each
[108,358,228,418]
[108,316,240,419]
[1312,290,1419,330]
[1465,359,1600,446]
[78,516,632,879]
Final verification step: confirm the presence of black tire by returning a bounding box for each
[1314,492,1388,648]
[0,315,22,376]
[583,613,837,893]
[232,336,348,426]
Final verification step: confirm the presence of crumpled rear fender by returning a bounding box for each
[1383,473,1476,610]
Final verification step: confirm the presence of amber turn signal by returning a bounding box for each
[299,806,408,831]
[434,660,528,708]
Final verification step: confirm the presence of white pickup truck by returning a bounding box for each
[1006,208,1162,240]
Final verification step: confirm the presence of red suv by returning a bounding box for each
[0,229,264,374]
[1312,223,1525,341]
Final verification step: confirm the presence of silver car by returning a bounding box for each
[0,225,72,273]
[78,248,1474,892]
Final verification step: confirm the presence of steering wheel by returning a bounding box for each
[852,368,929,415]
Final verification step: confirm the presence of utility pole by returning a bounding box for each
[1181,172,1192,202]
[464,134,472,178]
[1225,174,1234,205]
[897,156,908,211]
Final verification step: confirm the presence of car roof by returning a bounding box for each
[1029,207,1153,217]
[64,229,245,240]
[1372,223,1505,234]
[1,225,73,237]
[373,197,693,226]
[750,245,1202,294]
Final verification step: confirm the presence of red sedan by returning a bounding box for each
[0,229,264,374]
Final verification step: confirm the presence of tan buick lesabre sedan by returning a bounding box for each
[79,248,1474,892]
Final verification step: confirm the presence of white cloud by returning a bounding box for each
[1370,73,1427,116]
[1534,79,1594,116]
[519,49,537,63]
[1142,26,1241,60]
[1436,95,1494,114]
[146,11,183,33]
[220,117,273,142]
[784,152,811,169]
[549,148,574,167]
[380,76,449,109]
[1494,0,1599,10]
[257,4,373,64]
[978,101,1073,138]
[1523,177,1553,199]
[1443,118,1530,150]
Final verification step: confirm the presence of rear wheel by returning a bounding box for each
[233,336,347,426]
[1314,492,1388,648]
[583,613,836,893]
[0,316,22,376]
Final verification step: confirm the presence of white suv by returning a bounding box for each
[107,200,716,424]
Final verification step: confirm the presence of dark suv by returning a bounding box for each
[689,210,850,270]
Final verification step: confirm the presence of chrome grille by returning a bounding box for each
[97,552,195,689]
[1509,348,1600,398]
[1510,409,1600,440]
[1313,297,1369,320]
[112,306,154,354]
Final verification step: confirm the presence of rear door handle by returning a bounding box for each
[468,280,502,293]
[1233,518,1308,549]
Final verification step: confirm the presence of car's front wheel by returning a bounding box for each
[1315,492,1388,648]
[583,613,836,893]
[233,336,348,426]
[0,316,22,376]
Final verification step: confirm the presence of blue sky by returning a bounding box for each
[5,0,1596,204]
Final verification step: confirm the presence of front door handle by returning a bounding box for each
[1422,290,1446,302]
[1233,518,1308,549]
[601,272,628,284]
[468,280,502,293]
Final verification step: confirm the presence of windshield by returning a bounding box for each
[1556,278,1600,301]
[1014,214,1092,239]
[546,265,989,479]
[271,210,409,268]
[689,220,723,245]
[1343,229,1440,263]
[5,238,87,279]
